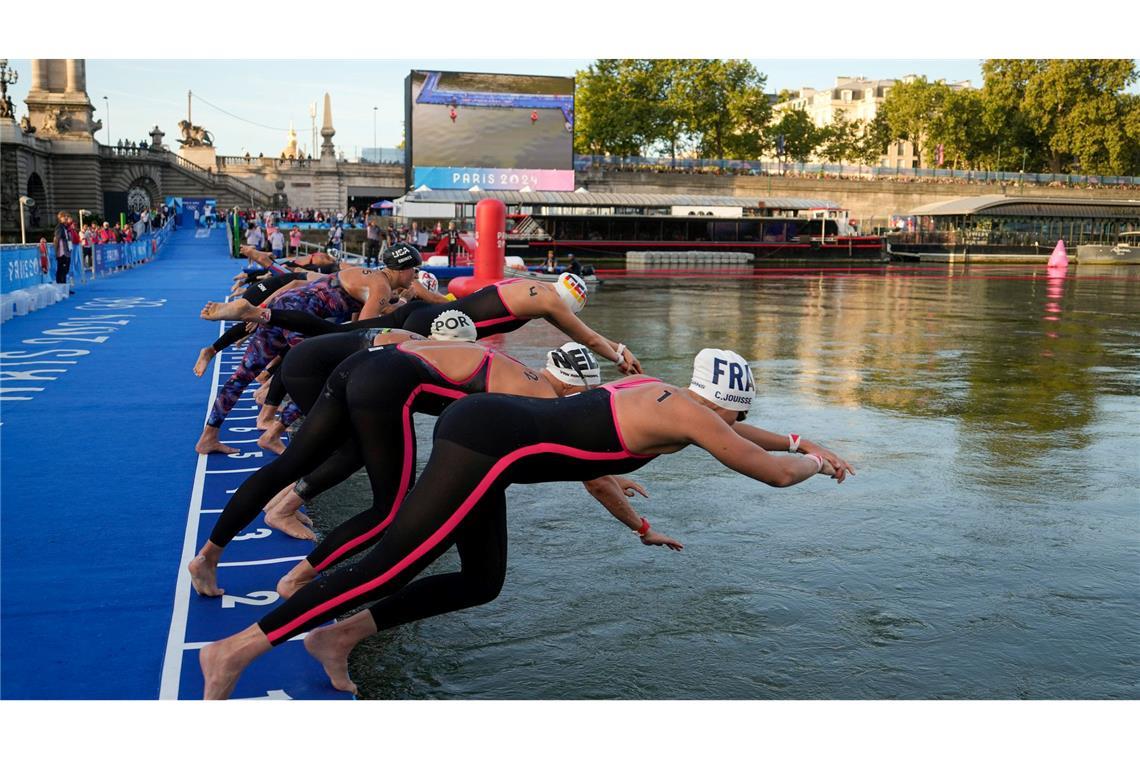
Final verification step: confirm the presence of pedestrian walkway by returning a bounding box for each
[1,227,349,699]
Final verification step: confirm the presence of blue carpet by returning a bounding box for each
[1,228,349,699]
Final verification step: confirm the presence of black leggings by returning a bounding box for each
[207,347,422,561]
[278,332,375,501]
[267,300,432,337]
[256,390,653,645]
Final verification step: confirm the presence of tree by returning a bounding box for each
[926,87,987,170]
[1023,59,1138,174]
[980,59,1140,174]
[574,60,657,157]
[854,111,891,166]
[878,76,948,168]
[668,59,771,160]
[771,108,820,163]
[818,111,863,164]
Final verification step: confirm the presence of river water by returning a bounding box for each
[309,263,1140,699]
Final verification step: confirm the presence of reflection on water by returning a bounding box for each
[309,264,1140,699]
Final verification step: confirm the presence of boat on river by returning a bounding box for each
[1077,231,1140,264]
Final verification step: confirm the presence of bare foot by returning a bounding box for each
[276,560,317,599]
[201,299,265,323]
[253,384,272,408]
[264,510,316,541]
[196,427,239,455]
[193,346,217,377]
[200,642,241,700]
[304,625,359,695]
[200,625,272,700]
[264,482,298,513]
[257,422,286,454]
[188,554,224,597]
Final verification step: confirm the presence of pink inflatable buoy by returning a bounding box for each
[1047,239,1069,270]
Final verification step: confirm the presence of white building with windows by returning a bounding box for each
[770,75,973,168]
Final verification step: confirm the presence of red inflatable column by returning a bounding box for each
[448,198,507,298]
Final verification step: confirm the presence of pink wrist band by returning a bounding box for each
[804,453,823,473]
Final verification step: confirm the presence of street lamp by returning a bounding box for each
[372,106,378,163]
[78,209,90,280]
[18,195,35,244]
[102,96,110,147]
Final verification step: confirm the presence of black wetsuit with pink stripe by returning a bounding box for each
[262,278,532,340]
[206,344,496,562]
[256,376,661,646]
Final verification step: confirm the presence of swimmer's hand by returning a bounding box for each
[802,443,855,484]
[614,476,647,499]
[641,529,683,551]
[617,346,643,375]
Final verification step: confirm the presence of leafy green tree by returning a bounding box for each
[818,111,863,163]
[979,59,1140,174]
[574,60,656,157]
[926,87,987,170]
[854,111,891,166]
[771,108,820,163]
[878,76,948,168]
[978,59,1046,171]
[1023,59,1138,174]
[667,59,771,160]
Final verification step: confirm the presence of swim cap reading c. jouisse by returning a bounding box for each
[554,272,588,313]
[382,242,423,271]
[429,309,477,342]
[417,269,439,293]
[688,348,755,412]
[545,342,601,387]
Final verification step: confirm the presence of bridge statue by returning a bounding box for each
[177,119,214,147]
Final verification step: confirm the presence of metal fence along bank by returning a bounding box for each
[1,220,174,320]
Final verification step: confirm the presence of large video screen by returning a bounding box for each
[405,70,575,191]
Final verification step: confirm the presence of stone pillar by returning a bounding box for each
[320,92,336,160]
[65,60,85,93]
[30,60,46,91]
[65,60,80,92]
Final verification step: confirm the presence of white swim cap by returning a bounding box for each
[417,269,439,293]
[688,348,755,412]
[429,309,477,342]
[555,272,588,313]
[545,342,601,387]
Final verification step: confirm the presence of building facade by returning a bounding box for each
[771,75,973,168]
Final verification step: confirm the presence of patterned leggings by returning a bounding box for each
[206,280,359,428]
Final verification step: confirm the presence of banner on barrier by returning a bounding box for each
[2,246,47,293]
[4,219,174,295]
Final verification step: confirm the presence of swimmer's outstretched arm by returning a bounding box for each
[583,476,683,551]
[541,305,643,374]
[732,423,855,484]
[664,400,838,487]
[401,280,452,305]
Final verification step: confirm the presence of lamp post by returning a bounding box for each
[18,195,35,244]
[372,106,377,163]
[102,96,110,147]
[78,209,90,281]
[0,59,18,120]
[309,102,317,164]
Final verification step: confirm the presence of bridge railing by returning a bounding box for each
[574,155,1140,188]
[99,146,272,206]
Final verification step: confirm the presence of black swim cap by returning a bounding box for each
[383,242,423,270]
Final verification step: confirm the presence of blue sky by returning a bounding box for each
[3,0,1133,159]
[4,59,993,158]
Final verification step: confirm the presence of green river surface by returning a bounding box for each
[308,263,1140,699]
